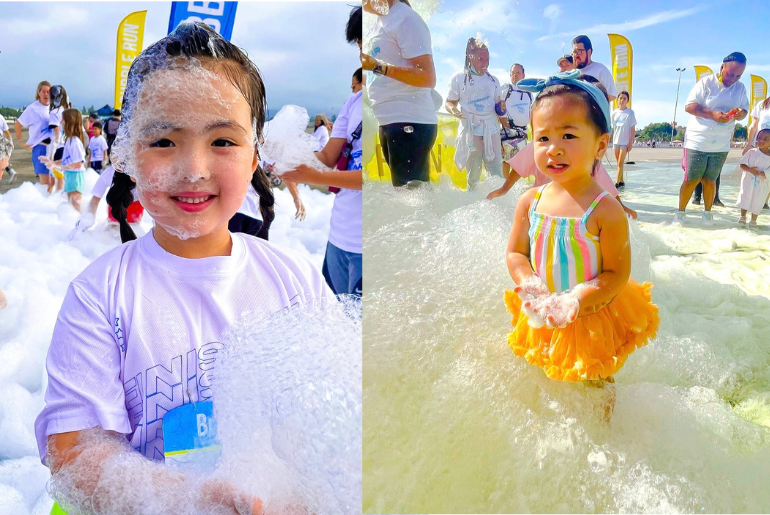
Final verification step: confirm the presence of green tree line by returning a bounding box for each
[636,122,748,142]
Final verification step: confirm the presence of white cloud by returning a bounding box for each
[537,6,707,42]
[543,4,561,20]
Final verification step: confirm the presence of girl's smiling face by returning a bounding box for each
[127,66,257,241]
[532,94,609,183]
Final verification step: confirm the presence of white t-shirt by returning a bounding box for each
[500,84,532,128]
[578,61,618,98]
[611,108,637,145]
[750,102,770,145]
[328,91,362,254]
[61,137,86,172]
[17,100,52,147]
[366,1,437,126]
[34,230,334,463]
[312,125,330,152]
[0,114,8,132]
[739,147,770,171]
[48,107,67,149]
[91,165,115,198]
[447,71,501,117]
[684,74,749,152]
[88,134,108,162]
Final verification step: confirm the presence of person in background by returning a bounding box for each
[611,90,636,189]
[499,62,532,164]
[445,36,504,189]
[676,52,748,224]
[362,0,437,188]
[86,121,108,173]
[571,35,617,101]
[352,67,363,93]
[312,113,332,152]
[557,54,574,72]
[15,81,53,188]
[85,112,99,140]
[47,85,72,194]
[104,108,121,153]
[743,94,770,209]
[0,113,16,183]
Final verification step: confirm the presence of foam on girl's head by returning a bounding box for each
[109,22,267,241]
[0,134,13,161]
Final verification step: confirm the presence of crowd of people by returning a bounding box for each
[361,0,769,229]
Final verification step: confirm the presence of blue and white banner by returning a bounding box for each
[168,1,238,41]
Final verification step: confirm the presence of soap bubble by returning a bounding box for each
[260,105,333,174]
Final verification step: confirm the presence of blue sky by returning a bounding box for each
[405,0,770,129]
[0,1,361,119]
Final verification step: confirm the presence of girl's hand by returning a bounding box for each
[536,293,579,329]
[486,188,504,200]
[38,156,54,169]
[20,142,32,151]
[293,196,306,221]
[623,205,638,219]
[199,479,263,515]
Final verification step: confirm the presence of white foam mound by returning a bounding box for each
[261,105,332,174]
[213,298,362,514]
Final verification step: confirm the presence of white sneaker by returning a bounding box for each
[6,168,16,184]
[671,211,686,226]
[702,211,714,226]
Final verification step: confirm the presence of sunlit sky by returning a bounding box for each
[0,1,361,118]
[397,0,770,129]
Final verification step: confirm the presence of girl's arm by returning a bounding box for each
[573,198,631,315]
[626,125,635,152]
[740,163,760,176]
[487,165,521,200]
[315,138,346,168]
[280,165,362,190]
[284,180,306,221]
[48,429,263,515]
[506,187,536,284]
[445,99,463,118]
[362,53,436,89]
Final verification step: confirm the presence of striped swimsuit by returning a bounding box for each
[528,185,610,293]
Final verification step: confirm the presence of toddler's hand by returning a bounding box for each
[536,293,579,328]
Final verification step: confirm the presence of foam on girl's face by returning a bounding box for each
[113,63,256,241]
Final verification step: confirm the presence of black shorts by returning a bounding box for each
[91,160,103,172]
[53,147,64,161]
[379,123,438,187]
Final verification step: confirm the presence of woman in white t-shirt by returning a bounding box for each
[14,81,53,187]
[34,24,334,514]
[610,90,636,188]
[312,113,331,151]
[362,0,438,187]
[445,36,504,189]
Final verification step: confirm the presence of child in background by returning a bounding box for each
[0,133,10,309]
[34,23,333,514]
[85,112,98,140]
[610,90,636,188]
[504,70,658,389]
[40,108,87,212]
[47,86,72,194]
[87,120,108,173]
[736,128,770,227]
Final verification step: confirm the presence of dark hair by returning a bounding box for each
[723,52,747,64]
[89,112,98,119]
[108,22,275,243]
[510,63,524,73]
[618,90,630,101]
[757,128,770,139]
[558,54,573,65]
[113,109,121,117]
[464,37,488,73]
[92,120,103,130]
[346,6,362,44]
[354,67,363,84]
[572,35,592,52]
[532,80,609,176]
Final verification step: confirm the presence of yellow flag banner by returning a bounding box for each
[694,65,713,82]
[608,34,632,109]
[749,75,767,129]
[114,10,147,109]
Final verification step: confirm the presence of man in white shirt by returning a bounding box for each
[499,63,532,161]
[571,35,617,101]
[674,52,749,225]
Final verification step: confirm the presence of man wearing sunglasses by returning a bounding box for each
[571,35,617,102]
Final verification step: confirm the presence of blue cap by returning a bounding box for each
[516,70,611,133]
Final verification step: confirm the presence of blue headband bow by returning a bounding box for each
[515,70,612,133]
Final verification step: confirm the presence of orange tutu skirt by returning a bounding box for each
[504,281,659,382]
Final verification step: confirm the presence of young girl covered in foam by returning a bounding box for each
[736,128,770,227]
[504,70,658,386]
[34,23,334,515]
